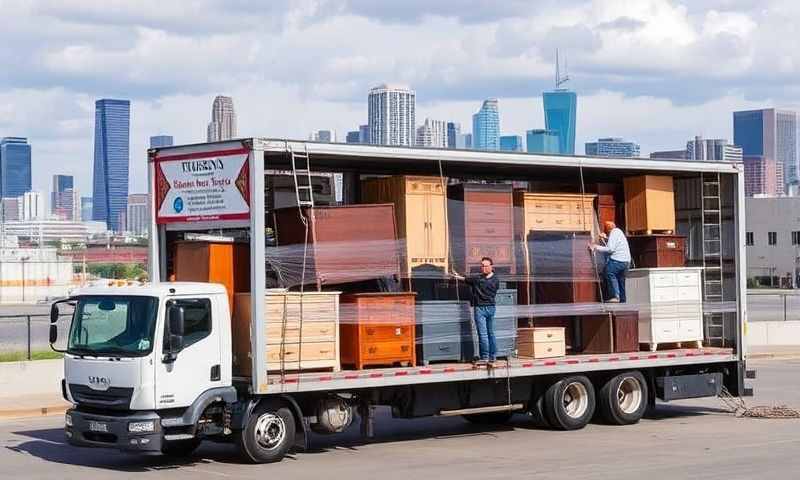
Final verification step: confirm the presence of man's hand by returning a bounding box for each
[599,232,608,241]
[588,243,597,252]
[450,269,465,280]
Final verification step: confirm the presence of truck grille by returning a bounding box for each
[69,384,134,411]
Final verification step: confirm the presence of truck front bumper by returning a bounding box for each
[65,408,164,452]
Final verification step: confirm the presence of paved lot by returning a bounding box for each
[0,359,798,479]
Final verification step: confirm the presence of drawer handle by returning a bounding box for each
[395,328,402,336]
[547,333,553,338]
[368,347,377,353]
[319,350,330,354]
[547,347,552,352]
[401,346,410,352]
[438,345,450,351]
[366,328,375,335]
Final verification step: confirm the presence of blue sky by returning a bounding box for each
[1,0,799,199]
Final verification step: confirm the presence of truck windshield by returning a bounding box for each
[68,296,159,357]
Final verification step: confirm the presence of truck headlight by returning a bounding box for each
[128,421,155,433]
[65,413,73,427]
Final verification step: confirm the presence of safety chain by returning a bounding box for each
[719,386,800,419]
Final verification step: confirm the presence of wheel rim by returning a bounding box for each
[616,377,643,414]
[562,381,589,418]
[254,412,286,450]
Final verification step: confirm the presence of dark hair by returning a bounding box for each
[480,257,493,265]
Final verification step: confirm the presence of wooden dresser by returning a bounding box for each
[361,176,448,276]
[232,291,340,375]
[415,300,474,364]
[273,204,402,287]
[448,183,514,275]
[517,327,566,359]
[579,311,639,354]
[623,175,675,233]
[627,234,686,268]
[625,267,703,351]
[513,192,596,235]
[340,292,416,369]
[173,241,250,313]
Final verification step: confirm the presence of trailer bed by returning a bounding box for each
[260,347,735,394]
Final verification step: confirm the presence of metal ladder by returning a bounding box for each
[700,172,726,346]
[290,144,315,208]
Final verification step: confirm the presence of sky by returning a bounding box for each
[2,0,800,202]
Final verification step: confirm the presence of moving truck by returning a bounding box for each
[50,139,753,463]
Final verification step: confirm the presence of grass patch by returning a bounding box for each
[0,350,63,362]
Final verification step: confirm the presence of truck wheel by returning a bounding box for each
[161,438,201,457]
[543,375,595,430]
[237,401,296,464]
[462,411,514,425]
[598,371,648,425]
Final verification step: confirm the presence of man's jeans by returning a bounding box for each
[474,305,497,360]
[605,258,630,302]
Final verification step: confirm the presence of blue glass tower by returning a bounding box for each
[526,129,560,154]
[472,99,500,150]
[92,99,130,232]
[149,135,174,148]
[0,137,32,199]
[543,90,577,154]
[499,135,523,152]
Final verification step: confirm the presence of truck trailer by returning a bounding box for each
[50,138,753,463]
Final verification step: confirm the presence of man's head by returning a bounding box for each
[603,221,616,235]
[480,257,494,275]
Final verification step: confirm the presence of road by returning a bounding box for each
[0,359,798,480]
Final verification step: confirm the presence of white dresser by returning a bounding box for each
[625,267,704,351]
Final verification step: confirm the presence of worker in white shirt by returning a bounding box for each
[589,221,632,303]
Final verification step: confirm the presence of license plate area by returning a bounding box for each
[88,420,109,433]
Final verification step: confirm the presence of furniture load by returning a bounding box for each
[627,234,686,268]
[415,300,474,364]
[173,240,250,313]
[592,182,624,229]
[625,267,704,351]
[273,204,402,287]
[623,175,676,233]
[516,327,566,359]
[448,183,514,275]
[340,292,416,369]
[231,291,341,375]
[579,310,639,354]
[360,176,448,276]
[513,191,597,234]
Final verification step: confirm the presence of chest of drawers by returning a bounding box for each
[579,310,639,354]
[627,234,686,268]
[625,267,703,351]
[623,175,676,233]
[415,301,473,364]
[516,327,566,359]
[340,292,416,369]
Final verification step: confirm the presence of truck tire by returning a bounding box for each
[598,371,648,425]
[161,438,201,457]
[543,375,595,430]
[462,411,514,425]
[237,401,296,464]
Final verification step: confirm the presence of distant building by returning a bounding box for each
[149,135,174,148]
[368,84,415,146]
[463,133,472,149]
[446,122,461,149]
[51,174,76,220]
[650,150,687,160]
[207,95,237,142]
[734,109,797,196]
[0,197,19,221]
[585,137,640,158]
[346,131,360,144]
[3,219,90,245]
[543,90,577,155]
[745,196,800,287]
[125,193,149,236]
[20,191,44,221]
[526,129,560,154]
[92,98,130,232]
[416,119,448,148]
[472,99,500,150]
[359,125,370,144]
[0,137,32,199]
[499,135,523,152]
[80,197,93,222]
[312,130,335,143]
[686,136,742,162]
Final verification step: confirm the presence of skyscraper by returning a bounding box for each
[81,197,93,222]
[585,137,640,157]
[149,135,174,148]
[416,119,448,148]
[543,51,577,154]
[206,96,237,142]
[446,122,461,148]
[650,150,688,160]
[0,137,32,199]
[472,99,500,150]
[125,193,150,236]
[52,174,76,220]
[359,125,370,144]
[311,130,334,143]
[686,136,743,162]
[499,135,523,152]
[346,131,361,144]
[526,129,560,154]
[92,98,130,232]
[734,109,797,196]
[368,84,416,146]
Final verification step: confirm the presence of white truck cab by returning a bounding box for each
[53,282,237,454]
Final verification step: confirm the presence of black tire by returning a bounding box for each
[543,375,596,430]
[462,411,514,425]
[161,438,201,457]
[236,402,296,464]
[598,371,648,425]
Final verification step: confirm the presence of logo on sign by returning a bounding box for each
[173,197,184,213]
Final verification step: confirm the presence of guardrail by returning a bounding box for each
[747,290,800,322]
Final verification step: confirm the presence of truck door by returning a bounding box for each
[155,297,222,408]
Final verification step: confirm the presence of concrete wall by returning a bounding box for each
[747,321,800,346]
[0,359,63,396]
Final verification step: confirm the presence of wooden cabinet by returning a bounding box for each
[232,291,340,376]
[448,183,514,275]
[513,192,596,235]
[361,176,448,276]
[415,301,474,364]
[340,293,416,369]
[273,204,401,287]
[517,327,566,359]
[627,235,686,268]
[173,241,250,312]
[625,268,703,351]
[579,311,639,354]
[623,175,675,233]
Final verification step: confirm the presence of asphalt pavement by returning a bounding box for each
[0,358,797,480]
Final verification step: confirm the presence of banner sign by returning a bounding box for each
[155,148,250,224]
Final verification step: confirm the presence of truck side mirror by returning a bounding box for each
[49,324,58,344]
[165,304,185,361]
[50,302,60,323]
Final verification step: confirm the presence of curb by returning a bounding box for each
[0,404,69,421]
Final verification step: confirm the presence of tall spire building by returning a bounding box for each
[543,50,577,155]
[207,96,237,142]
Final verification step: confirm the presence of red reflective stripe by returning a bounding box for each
[648,354,659,359]
[419,369,432,375]
[444,367,455,372]
[318,376,333,381]
[544,361,557,366]
[522,362,534,368]
[344,374,359,380]
[566,360,579,364]
[667,353,677,358]
[370,373,384,378]
[608,357,620,362]
[588,358,600,363]
[394,371,408,376]
[281,378,298,384]
[628,355,640,360]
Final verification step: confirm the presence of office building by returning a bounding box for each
[500,135,524,152]
[447,122,461,149]
[0,137,32,199]
[206,95,237,142]
[312,130,335,143]
[734,109,797,196]
[472,99,500,150]
[650,150,688,160]
[585,137,640,158]
[80,197,93,222]
[686,136,743,162]
[149,135,174,148]
[368,84,415,146]
[359,125,370,144]
[92,98,130,232]
[125,193,149,236]
[0,197,19,221]
[3,219,90,245]
[20,191,44,221]
[346,131,360,144]
[416,119,447,148]
[526,129,560,154]
[51,174,75,220]
[745,197,800,287]
[543,90,577,155]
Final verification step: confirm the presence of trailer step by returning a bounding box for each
[439,403,524,417]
